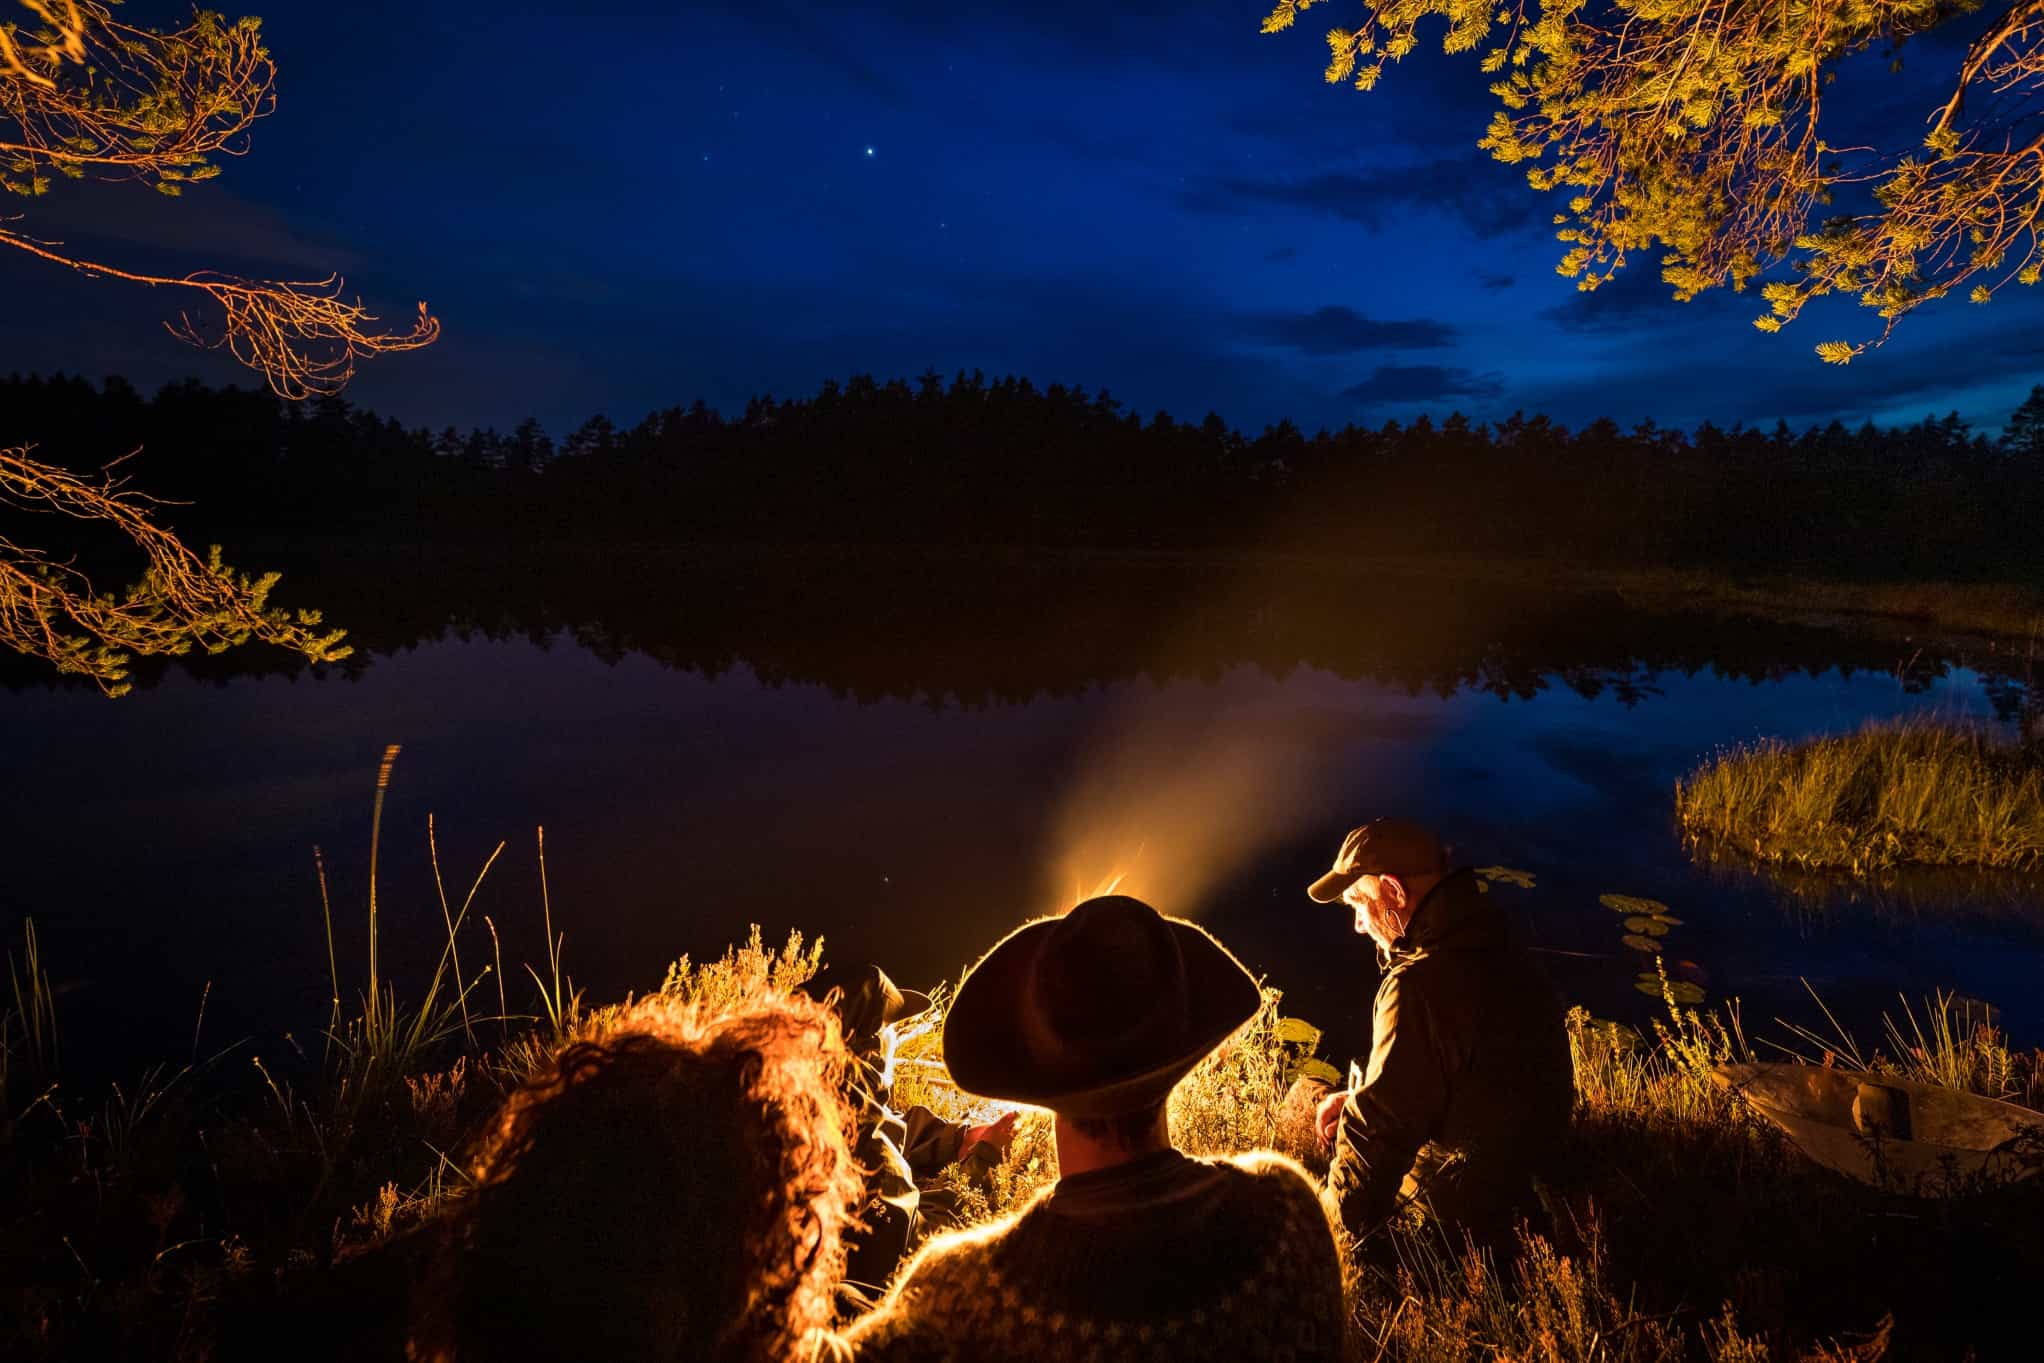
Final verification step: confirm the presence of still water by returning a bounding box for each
[5,550,2041,1073]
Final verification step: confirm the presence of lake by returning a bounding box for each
[5,546,2041,1075]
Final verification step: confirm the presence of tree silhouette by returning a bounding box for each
[2002,385,2044,458]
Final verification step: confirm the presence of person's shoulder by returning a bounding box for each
[860,1182,1053,1305]
[893,1205,1014,1282]
[1202,1150,1335,1224]
[1207,1146,1317,1186]
[1383,946,1481,996]
[838,1207,1026,1357]
[1199,1152,1346,1334]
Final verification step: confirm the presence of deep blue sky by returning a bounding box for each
[7,0,2042,438]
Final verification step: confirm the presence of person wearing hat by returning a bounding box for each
[841,895,1345,1363]
[797,964,1017,1306]
[1304,818,1574,1249]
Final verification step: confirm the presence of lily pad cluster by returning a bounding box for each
[1273,1014,1343,1087]
[1473,865,1538,893]
[1600,893,1706,1005]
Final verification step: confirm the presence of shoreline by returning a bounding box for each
[241,537,2044,644]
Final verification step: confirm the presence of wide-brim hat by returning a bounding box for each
[1306,817,1450,904]
[942,894,1262,1119]
[796,964,933,1050]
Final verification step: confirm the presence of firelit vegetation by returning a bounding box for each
[1263,0,2044,361]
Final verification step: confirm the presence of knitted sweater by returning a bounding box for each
[840,1149,1346,1363]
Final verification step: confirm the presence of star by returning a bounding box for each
[864,146,876,157]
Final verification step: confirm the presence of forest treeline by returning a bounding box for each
[6,369,2042,579]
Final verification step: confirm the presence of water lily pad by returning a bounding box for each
[1621,934,1664,953]
[1601,894,1670,916]
[1291,1057,1343,1087]
[1475,866,1537,889]
[1633,973,1706,1005]
[1622,916,1670,936]
[1274,1016,1323,1047]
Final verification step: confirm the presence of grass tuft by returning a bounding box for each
[1676,716,2044,875]
[4,917,59,1110]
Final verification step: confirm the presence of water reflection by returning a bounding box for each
[4,545,2036,720]
[2,547,2039,1078]
[1686,836,2044,923]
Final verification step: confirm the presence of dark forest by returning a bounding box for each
[8,371,2042,581]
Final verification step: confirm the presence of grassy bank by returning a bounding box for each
[1677,718,2044,876]
[7,886,2044,1362]
[1487,560,2044,644]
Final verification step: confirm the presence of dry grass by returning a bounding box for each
[7,876,2043,1361]
[1677,717,2044,875]
[877,968,2038,1363]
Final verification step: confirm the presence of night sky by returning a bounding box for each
[8,0,2043,439]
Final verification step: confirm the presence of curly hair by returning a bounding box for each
[414,994,860,1363]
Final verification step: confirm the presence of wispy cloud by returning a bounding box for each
[1342,364,1505,406]
[20,181,365,274]
[1238,305,1455,355]
[1537,267,1721,334]
[1184,157,1544,239]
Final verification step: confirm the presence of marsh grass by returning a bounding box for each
[1676,717,2044,875]
[5,848,2043,1361]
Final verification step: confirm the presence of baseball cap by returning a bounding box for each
[1305,818,1450,903]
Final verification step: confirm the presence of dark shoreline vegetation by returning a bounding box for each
[5,369,2043,591]
[4,863,2042,1363]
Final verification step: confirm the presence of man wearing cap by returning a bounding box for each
[1306,818,1573,1249]
[797,964,1017,1305]
[842,895,1345,1363]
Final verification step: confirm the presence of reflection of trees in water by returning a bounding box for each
[1684,833,2044,926]
[1984,658,2044,745]
[1,545,2034,718]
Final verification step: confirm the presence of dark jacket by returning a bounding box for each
[1326,867,1574,1240]
[843,1060,1002,1301]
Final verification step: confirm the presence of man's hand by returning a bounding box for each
[961,1110,1018,1163]
[1315,1088,1351,1149]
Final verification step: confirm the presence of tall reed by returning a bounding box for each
[3,917,58,1107]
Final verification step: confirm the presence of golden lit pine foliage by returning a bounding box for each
[0,1,434,690]
[0,444,352,694]
[0,0,438,397]
[1262,0,2044,360]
